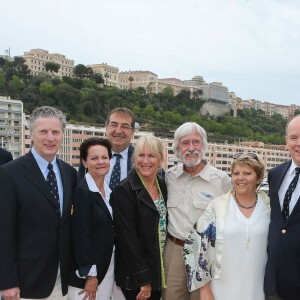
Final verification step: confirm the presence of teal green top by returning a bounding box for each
[154,195,167,249]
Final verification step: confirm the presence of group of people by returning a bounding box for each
[0,105,300,300]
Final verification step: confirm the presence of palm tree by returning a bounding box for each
[129,76,134,89]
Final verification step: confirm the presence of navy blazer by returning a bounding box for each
[69,178,115,288]
[0,147,13,165]
[0,151,77,298]
[264,160,300,300]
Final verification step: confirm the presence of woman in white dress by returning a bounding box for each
[184,153,270,300]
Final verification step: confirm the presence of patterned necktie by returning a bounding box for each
[109,154,122,191]
[282,167,300,221]
[47,162,60,210]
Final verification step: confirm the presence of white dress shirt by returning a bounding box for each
[278,160,300,214]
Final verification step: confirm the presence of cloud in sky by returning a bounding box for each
[1,0,299,105]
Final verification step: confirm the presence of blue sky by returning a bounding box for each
[1,0,299,105]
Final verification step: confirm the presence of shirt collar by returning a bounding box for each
[289,160,300,175]
[31,147,57,173]
[85,172,111,199]
[173,161,212,182]
[112,147,129,160]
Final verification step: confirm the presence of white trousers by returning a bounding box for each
[111,285,125,300]
[68,252,115,300]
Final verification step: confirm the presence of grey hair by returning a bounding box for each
[29,106,66,132]
[172,122,208,159]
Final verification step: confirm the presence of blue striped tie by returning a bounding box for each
[282,167,300,221]
[47,162,60,211]
[109,154,122,190]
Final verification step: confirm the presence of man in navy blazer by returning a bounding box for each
[0,106,77,300]
[264,115,300,300]
[0,147,13,165]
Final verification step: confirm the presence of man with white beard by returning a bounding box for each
[162,122,231,300]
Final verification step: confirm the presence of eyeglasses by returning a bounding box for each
[233,152,258,161]
[107,122,133,130]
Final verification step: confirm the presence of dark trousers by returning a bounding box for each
[265,293,284,300]
[121,289,161,300]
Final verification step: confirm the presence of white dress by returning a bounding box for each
[211,195,270,300]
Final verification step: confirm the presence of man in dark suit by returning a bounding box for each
[77,107,135,185]
[0,147,13,165]
[0,106,77,300]
[265,114,300,300]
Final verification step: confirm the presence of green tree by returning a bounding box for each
[0,74,6,94]
[143,104,155,120]
[39,82,54,97]
[45,62,60,76]
[74,64,95,79]
[92,72,104,84]
[54,83,81,114]
[162,86,174,98]
[294,109,300,116]
[7,75,24,97]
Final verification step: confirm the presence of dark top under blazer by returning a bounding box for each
[77,145,134,183]
[0,151,77,298]
[69,177,115,289]
[111,168,167,291]
[0,147,13,165]
[264,160,300,300]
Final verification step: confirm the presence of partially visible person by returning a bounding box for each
[77,107,135,186]
[163,122,231,300]
[264,115,300,300]
[0,147,13,165]
[111,136,167,300]
[184,153,270,300]
[69,137,114,300]
[0,106,77,300]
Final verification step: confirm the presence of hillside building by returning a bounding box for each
[23,48,74,78]
[0,96,24,158]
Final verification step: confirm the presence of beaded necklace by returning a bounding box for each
[233,191,258,209]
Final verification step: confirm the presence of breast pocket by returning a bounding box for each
[189,193,213,224]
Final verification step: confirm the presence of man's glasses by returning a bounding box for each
[107,122,133,130]
[233,152,259,161]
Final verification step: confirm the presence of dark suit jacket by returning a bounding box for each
[69,177,115,288]
[77,145,134,183]
[111,169,168,291]
[0,147,13,165]
[0,151,77,298]
[264,160,300,300]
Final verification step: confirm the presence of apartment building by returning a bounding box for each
[119,71,158,91]
[184,76,229,103]
[206,142,289,175]
[88,63,128,89]
[239,99,300,119]
[0,97,24,158]
[23,49,74,78]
